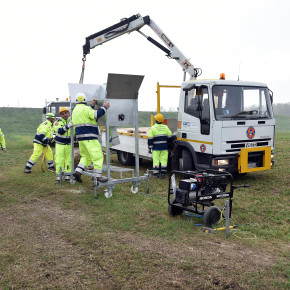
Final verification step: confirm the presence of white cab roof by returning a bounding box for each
[182,79,268,88]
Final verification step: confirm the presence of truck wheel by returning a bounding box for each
[168,204,184,216]
[179,149,193,171]
[203,206,221,227]
[117,151,135,166]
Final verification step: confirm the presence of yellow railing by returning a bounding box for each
[151,82,181,126]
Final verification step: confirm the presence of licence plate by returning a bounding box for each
[248,162,257,168]
[245,142,257,148]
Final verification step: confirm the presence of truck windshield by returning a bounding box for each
[212,85,272,120]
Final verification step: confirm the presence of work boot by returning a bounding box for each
[97,176,108,183]
[152,174,159,179]
[73,171,83,183]
[24,169,31,174]
[55,180,60,185]
[65,178,71,183]
[47,168,55,172]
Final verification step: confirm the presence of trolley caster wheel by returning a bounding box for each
[104,189,113,198]
[168,204,183,216]
[203,206,221,227]
[70,179,76,185]
[131,186,138,194]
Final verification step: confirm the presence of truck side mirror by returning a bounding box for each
[43,107,47,114]
[269,89,273,104]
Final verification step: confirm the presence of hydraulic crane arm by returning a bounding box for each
[82,14,201,80]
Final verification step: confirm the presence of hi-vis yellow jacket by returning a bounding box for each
[0,128,6,150]
[148,123,174,151]
[54,117,72,145]
[72,104,107,141]
[33,120,54,146]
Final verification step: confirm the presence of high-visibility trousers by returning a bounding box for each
[55,143,71,174]
[152,150,168,174]
[30,143,53,163]
[76,139,103,175]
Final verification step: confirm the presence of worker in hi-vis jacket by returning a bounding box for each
[0,128,7,153]
[148,113,175,178]
[24,113,56,173]
[54,107,73,183]
[72,92,110,183]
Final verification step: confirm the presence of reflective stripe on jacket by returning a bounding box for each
[148,123,173,151]
[33,120,54,146]
[72,104,107,141]
[54,117,71,145]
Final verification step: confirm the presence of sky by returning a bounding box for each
[1,0,289,111]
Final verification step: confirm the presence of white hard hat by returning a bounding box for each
[76,92,87,104]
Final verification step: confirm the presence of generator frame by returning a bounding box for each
[167,170,235,219]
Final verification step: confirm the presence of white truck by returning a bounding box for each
[42,99,70,121]
[81,13,275,175]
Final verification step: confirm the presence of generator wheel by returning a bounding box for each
[168,204,184,216]
[203,206,221,227]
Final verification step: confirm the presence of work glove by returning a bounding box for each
[68,121,73,128]
[148,148,152,154]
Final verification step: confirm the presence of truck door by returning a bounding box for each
[183,86,210,135]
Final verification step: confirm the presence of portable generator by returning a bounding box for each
[167,170,248,226]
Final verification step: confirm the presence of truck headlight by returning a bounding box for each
[213,159,229,166]
[271,152,274,167]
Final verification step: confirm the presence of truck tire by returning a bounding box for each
[179,148,194,171]
[117,151,135,166]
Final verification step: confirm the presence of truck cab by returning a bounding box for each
[42,100,71,122]
[173,79,275,174]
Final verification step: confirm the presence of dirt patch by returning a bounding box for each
[0,198,116,288]
[0,198,286,288]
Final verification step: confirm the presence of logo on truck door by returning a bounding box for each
[200,144,206,152]
[246,127,255,139]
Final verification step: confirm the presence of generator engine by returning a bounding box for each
[197,173,228,195]
[175,172,229,206]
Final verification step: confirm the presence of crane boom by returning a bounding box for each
[82,14,200,80]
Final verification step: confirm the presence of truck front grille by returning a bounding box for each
[225,138,271,153]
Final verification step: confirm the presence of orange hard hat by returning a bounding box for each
[59,107,69,114]
[154,113,164,123]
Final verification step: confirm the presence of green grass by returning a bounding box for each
[274,115,290,132]
[0,107,42,135]
[0,108,289,288]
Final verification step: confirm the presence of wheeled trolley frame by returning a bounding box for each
[64,73,149,199]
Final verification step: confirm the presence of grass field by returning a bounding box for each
[0,108,289,288]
